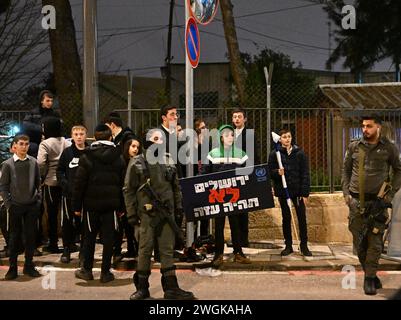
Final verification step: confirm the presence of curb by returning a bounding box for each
[2,257,399,272]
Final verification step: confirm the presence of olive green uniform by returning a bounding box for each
[123,152,182,274]
[342,137,401,277]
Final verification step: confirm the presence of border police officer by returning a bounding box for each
[124,128,195,300]
[342,116,401,295]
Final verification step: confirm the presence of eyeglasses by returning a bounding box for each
[168,112,180,118]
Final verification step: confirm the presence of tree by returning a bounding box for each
[324,0,401,79]
[220,0,247,105]
[241,48,316,109]
[42,0,83,132]
[0,0,10,14]
[0,1,49,107]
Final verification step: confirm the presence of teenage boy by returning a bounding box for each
[56,125,88,263]
[0,135,42,280]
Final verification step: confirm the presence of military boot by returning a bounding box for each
[130,271,150,300]
[374,276,382,289]
[162,275,195,300]
[364,277,377,295]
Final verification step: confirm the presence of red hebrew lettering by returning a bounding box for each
[226,188,240,203]
[209,189,226,203]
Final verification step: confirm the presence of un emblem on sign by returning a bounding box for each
[255,168,266,177]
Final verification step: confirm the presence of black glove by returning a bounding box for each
[128,214,140,226]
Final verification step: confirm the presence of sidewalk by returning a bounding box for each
[1,236,400,272]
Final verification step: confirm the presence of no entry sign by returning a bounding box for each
[185,17,200,68]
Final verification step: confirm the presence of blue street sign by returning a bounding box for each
[185,17,200,68]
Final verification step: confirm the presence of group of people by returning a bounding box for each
[0,89,395,297]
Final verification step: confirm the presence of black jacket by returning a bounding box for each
[113,127,135,149]
[22,107,61,158]
[268,145,310,198]
[72,141,125,212]
[56,142,87,198]
[234,126,260,165]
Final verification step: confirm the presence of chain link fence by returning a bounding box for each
[2,80,401,192]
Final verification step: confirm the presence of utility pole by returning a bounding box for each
[165,0,175,103]
[326,21,332,71]
[83,0,99,136]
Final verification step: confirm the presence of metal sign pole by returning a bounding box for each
[185,0,194,248]
[127,69,132,129]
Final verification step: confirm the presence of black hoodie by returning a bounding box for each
[56,141,87,198]
[72,141,125,212]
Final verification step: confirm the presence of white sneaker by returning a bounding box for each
[195,267,222,277]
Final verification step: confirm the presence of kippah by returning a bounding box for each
[95,124,109,132]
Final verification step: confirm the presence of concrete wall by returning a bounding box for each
[225,192,353,244]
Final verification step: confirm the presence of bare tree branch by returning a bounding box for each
[0,0,50,103]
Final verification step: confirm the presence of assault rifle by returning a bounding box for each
[139,178,184,241]
[358,182,392,256]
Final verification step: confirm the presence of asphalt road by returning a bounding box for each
[1,266,401,300]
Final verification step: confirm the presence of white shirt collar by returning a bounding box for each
[113,127,123,139]
[13,154,28,162]
[162,124,175,134]
[235,127,244,137]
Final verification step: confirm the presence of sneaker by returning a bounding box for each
[23,265,41,278]
[100,271,115,283]
[195,267,222,277]
[5,266,18,280]
[60,248,71,264]
[234,253,251,264]
[300,244,313,257]
[43,245,60,254]
[211,254,224,268]
[75,268,94,281]
[280,245,294,256]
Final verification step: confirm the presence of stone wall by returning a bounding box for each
[225,192,353,244]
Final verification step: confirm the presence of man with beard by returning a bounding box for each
[342,116,401,295]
